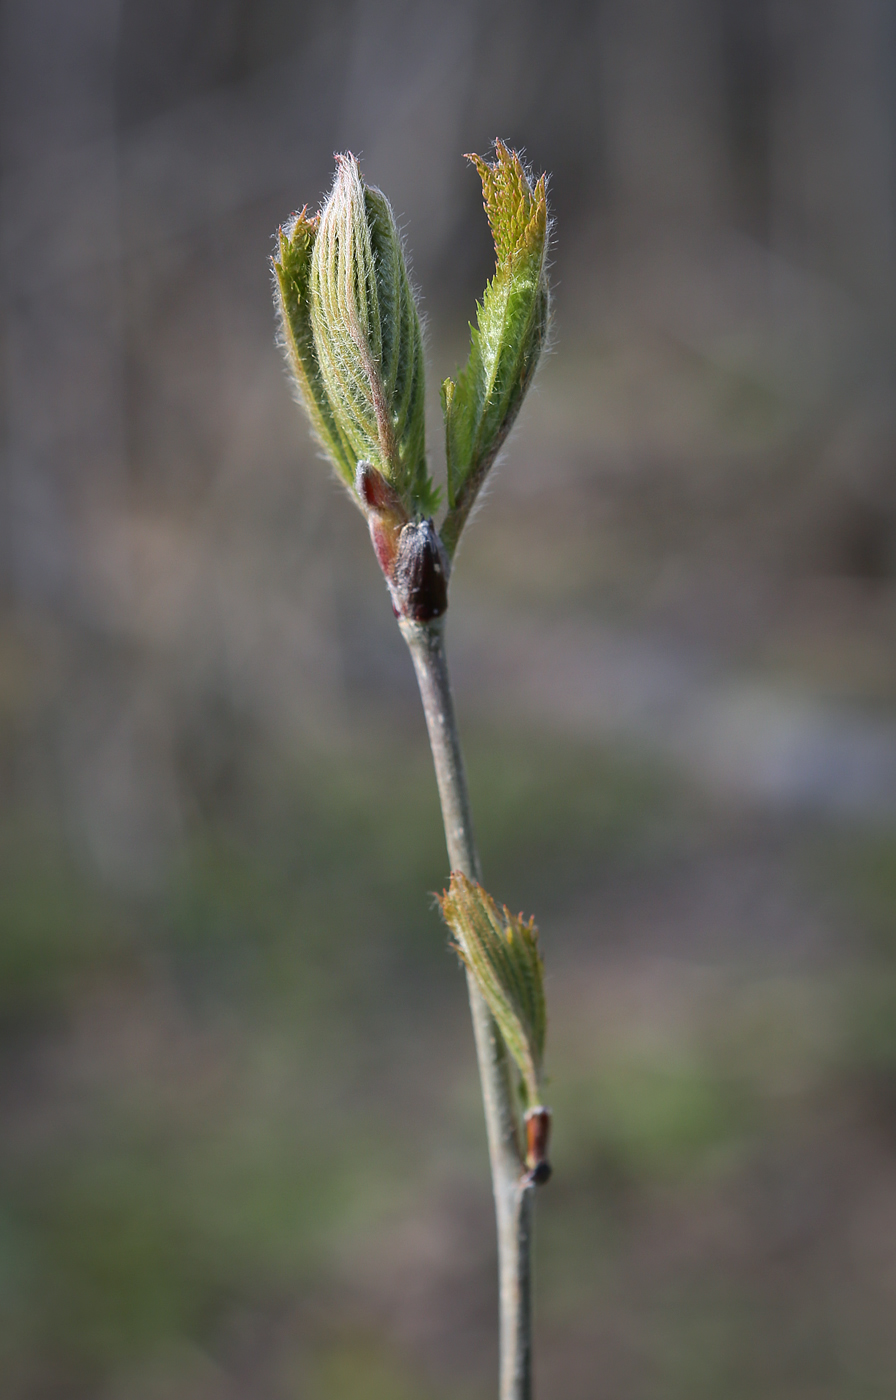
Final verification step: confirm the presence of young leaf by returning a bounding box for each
[438,872,546,1107]
[273,209,356,492]
[310,155,437,517]
[273,159,439,519]
[440,143,550,558]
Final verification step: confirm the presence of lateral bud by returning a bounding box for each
[393,519,449,622]
[524,1105,552,1186]
[356,463,448,620]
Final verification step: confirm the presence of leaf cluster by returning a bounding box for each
[273,142,550,571]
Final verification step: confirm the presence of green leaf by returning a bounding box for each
[438,872,546,1106]
[440,143,550,558]
[272,209,355,492]
[309,156,438,517]
[365,187,433,513]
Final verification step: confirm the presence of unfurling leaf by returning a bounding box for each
[274,209,354,490]
[273,145,553,618]
[273,155,438,518]
[440,143,550,558]
[438,872,546,1107]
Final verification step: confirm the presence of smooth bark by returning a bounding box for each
[400,616,536,1400]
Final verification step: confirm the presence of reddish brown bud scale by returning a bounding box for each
[356,461,448,620]
[524,1105,552,1186]
[355,460,409,590]
[368,516,401,582]
[356,460,405,517]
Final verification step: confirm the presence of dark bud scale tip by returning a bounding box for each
[393,519,449,622]
[355,463,447,621]
[524,1106,552,1187]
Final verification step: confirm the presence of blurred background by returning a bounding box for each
[1,1,896,1395]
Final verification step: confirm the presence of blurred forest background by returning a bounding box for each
[1,1,896,1396]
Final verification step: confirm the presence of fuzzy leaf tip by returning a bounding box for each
[440,142,551,558]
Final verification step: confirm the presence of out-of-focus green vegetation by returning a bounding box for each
[2,701,896,1396]
[0,722,677,1394]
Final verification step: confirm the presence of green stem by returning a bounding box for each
[399,616,537,1400]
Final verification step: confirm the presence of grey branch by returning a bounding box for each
[400,616,537,1400]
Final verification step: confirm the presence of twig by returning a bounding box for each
[400,616,536,1400]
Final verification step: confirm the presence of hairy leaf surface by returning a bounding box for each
[439,871,546,1106]
[273,210,355,490]
[441,143,550,557]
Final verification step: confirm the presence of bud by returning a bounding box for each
[356,459,448,621]
[524,1106,552,1186]
[440,143,551,558]
[393,519,448,622]
[438,872,547,1112]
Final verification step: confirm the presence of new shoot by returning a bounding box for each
[273,142,552,1400]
